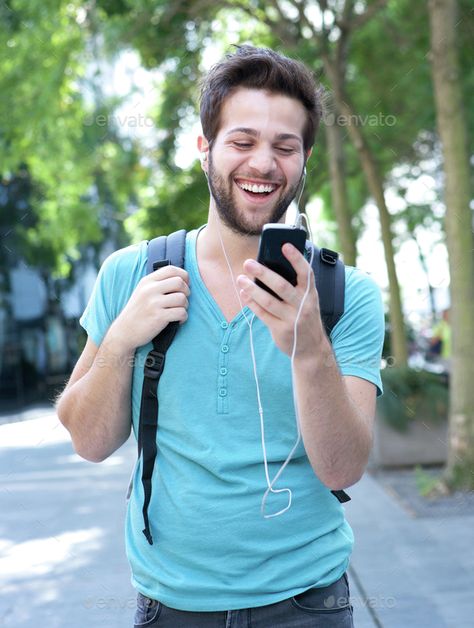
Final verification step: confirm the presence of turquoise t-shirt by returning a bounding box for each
[80,226,384,612]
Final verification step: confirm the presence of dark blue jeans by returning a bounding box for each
[134,572,354,627]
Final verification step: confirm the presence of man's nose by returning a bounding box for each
[247,146,276,175]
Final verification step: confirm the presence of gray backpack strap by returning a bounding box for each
[308,243,345,338]
[308,242,350,505]
[147,228,186,273]
[129,230,187,546]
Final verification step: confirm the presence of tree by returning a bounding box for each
[324,99,357,266]
[428,0,474,491]
[313,0,408,366]
[0,1,152,276]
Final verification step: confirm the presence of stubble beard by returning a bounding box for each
[207,152,302,236]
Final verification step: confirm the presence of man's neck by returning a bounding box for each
[197,216,260,276]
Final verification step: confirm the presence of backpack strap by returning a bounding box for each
[309,243,351,505]
[138,229,186,545]
[309,243,345,338]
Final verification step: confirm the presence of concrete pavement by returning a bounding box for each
[345,473,474,628]
[1,407,472,627]
[0,410,136,627]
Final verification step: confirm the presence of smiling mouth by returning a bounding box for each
[234,178,281,199]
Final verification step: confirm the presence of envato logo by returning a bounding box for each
[324,112,397,127]
[350,594,398,610]
[95,353,160,369]
[83,113,154,128]
[83,596,136,610]
[324,594,397,610]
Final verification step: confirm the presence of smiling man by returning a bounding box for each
[57,45,384,628]
[201,89,307,236]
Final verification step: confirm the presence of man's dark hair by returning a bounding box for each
[200,45,324,153]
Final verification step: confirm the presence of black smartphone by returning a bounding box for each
[256,224,307,300]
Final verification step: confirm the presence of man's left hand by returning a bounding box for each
[236,243,325,358]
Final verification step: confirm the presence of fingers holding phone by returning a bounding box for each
[255,224,307,300]
[236,223,322,355]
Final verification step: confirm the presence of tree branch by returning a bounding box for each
[337,0,388,33]
[315,0,330,55]
[263,0,300,46]
[336,0,354,76]
[291,0,320,40]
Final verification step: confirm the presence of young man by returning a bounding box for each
[57,45,384,627]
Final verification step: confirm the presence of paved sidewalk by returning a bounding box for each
[345,473,473,627]
[1,407,473,627]
[0,410,137,627]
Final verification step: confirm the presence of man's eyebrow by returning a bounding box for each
[275,133,303,144]
[225,127,258,137]
[224,128,302,144]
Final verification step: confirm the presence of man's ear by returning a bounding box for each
[306,147,313,161]
[197,135,209,170]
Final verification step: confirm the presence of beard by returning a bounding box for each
[207,152,302,236]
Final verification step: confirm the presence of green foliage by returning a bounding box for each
[0,1,154,276]
[414,465,441,497]
[444,461,474,492]
[0,1,86,171]
[377,367,449,432]
[125,162,209,240]
[350,0,436,172]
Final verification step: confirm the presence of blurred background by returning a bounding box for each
[1,2,473,626]
[0,1,472,490]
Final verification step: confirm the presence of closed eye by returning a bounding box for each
[233,141,252,149]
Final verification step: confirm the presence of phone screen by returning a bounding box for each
[256,225,307,299]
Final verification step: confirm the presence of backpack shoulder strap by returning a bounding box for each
[309,243,345,338]
[147,228,187,273]
[308,243,351,505]
[137,229,187,545]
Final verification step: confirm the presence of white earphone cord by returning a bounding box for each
[216,213,314,519]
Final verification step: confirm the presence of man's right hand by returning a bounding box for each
[109,265,190,353]
[56,264,190,462]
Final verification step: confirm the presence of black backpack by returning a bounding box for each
[135,229,350,545]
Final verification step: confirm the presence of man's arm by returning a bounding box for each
[56,264,190,462]
[56,331,135,462]
[291,342,376,489]
[237,242,381,489]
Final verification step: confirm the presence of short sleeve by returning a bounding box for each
[330,267,385,396]
[79,242,147,346]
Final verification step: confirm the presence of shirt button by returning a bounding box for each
[220,367,228,376]
[221,345,229,353]
[219,388,227,397]
[220,321,229,329]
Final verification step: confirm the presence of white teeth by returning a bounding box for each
[238,181,276,193]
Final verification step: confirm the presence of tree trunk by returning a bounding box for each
[429,0,474,490]
[325,108,357,266]
[323,55,408,367]
[413,229,437,322]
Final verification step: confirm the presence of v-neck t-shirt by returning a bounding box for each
[80,226,384,611]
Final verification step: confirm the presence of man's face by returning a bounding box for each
[203,88,309,236]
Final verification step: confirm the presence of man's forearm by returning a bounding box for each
[57,326,134,462]
[292,335,373,489]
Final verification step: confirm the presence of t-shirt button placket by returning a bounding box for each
[218,325,232,413]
